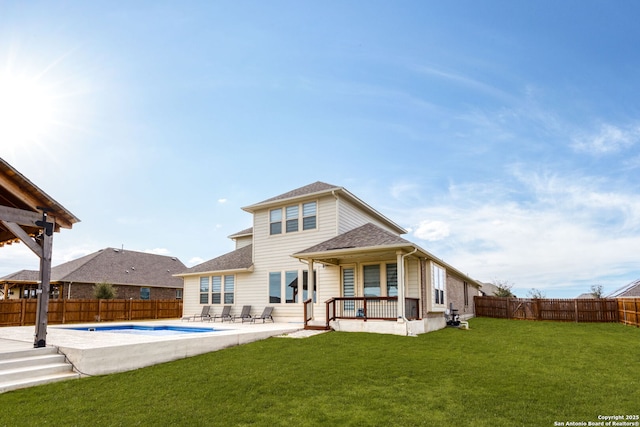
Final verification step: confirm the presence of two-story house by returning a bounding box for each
[177,182,481,335]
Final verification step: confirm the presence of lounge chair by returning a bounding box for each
[250,307,274,323]
[232,305,252,323]
[211,305,232,322]
[182,306,211,322]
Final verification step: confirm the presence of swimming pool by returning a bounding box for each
[66,325,220,336]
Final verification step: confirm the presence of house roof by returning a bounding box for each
[0,157,80,245]
[607,279,640,298]
[295,223,412,254]
[228,227,253,239]
[0,247,186,288]
[242,181,406,234]
[294,223,481,288]
[177,244,253,276]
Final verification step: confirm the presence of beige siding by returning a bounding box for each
[182,276,201,318]
[234,194,339,319]
[234,235,252,250]
[405,258,420,299]
[337,197,402,235]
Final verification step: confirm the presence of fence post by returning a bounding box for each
[20,299,26,326]
[62,299,67,324]
[574,299,579,323]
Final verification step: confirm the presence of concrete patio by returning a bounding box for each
[0,320,304,377]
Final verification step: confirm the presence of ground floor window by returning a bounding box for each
[269,272,281,303]
[176,289,183,299]
[463,281,469,307]
[386,263,398,297]
[363,265,381,297]
[269,269,317,304]
[200,277,209,304]
[285,271,298,303]
[432,263,445,306]
[140,287,150,300]
[212,276,221,304]
[224,275,234,304]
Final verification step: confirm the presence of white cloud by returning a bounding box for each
[218,198,227,204]
[572,123,640,155]
[403,168,640,297]
[414,220,450,241]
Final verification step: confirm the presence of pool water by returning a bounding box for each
[66,325,219,336]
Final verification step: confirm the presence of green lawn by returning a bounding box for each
[1,318,639,426]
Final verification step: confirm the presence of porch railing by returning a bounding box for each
[325,297,420,323]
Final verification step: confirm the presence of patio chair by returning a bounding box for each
[232,305,252,323]
[211,305,232,322]
[181,306,211,322]
[250,307,274,323]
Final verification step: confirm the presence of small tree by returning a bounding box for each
[527,288,546,299]
[493,279,515,297]
[93,282,117,299]
[590,284,604,298]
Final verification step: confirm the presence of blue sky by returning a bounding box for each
[1,1,640,298]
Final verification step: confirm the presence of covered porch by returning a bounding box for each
[294,223,433,335]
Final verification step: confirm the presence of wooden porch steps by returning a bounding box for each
[304,324,330,331]
[0,347,80,394]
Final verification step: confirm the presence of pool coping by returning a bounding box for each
[0,320,302,376]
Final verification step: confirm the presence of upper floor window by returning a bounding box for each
[270,209,282,235]
[270,201,317,235]
[302,202,317,230]
[286,205,299,233]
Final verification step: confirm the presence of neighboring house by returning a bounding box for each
[1,247,185,300]
[607,279,640,298]
[478,281,499,297]
[576,293,597,299]
[177,182,481,336]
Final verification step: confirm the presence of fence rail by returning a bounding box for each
[474,296,640,325]
[0,299,183,326]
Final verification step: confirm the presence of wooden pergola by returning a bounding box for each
[0,157,79,347]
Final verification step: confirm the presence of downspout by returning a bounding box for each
[399,248,418,336]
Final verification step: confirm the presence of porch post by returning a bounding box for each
[308,258,314,318]
[397,251,405,321]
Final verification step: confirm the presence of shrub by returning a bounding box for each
[93,282,117,299]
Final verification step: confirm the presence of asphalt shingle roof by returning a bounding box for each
[1,247,186,288]
[255,181,339,205]
[184,244,253,274]
[295,223,411,255]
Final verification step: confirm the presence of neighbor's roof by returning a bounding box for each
[0,157,80,246]
[607,279,640,298]
[177,244,253,276]
[0,247,186,288]
[242,181,406,234]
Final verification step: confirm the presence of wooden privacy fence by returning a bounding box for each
[0,299,183,327]
[474,296,623,323]
[618,298,640,327]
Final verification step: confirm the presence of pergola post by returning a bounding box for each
[34,214,53,347]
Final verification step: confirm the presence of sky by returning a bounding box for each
[1,1,640,298]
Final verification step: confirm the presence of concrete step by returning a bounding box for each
[0,346,58,361]
[0,371,81,394]
[0,347,79,394]
[0,353,67,371]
